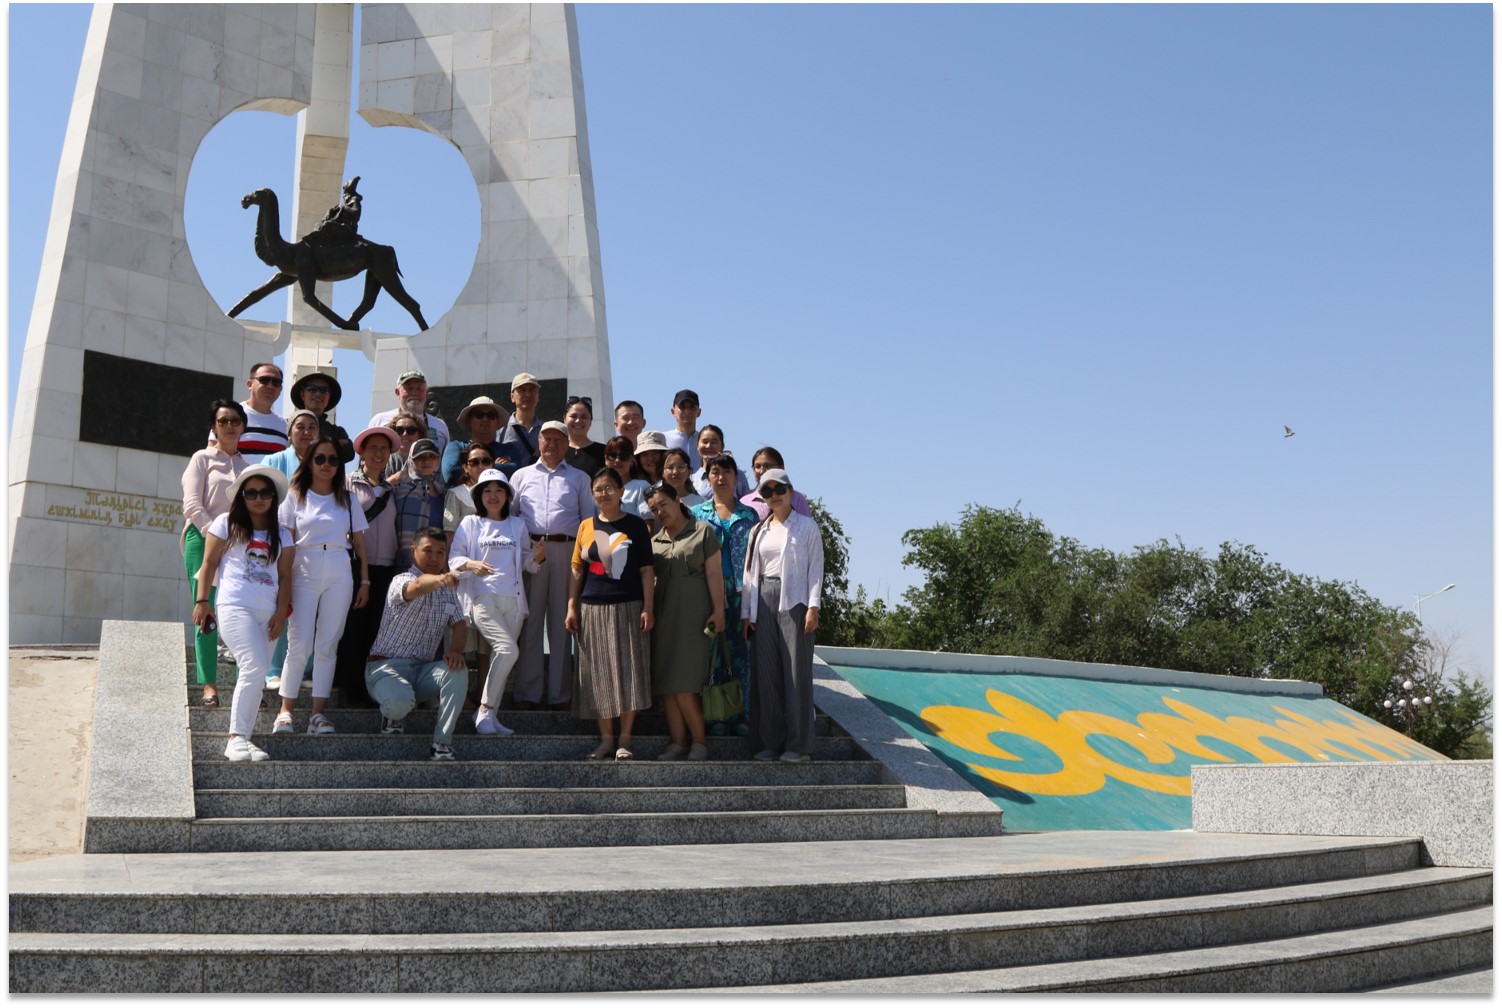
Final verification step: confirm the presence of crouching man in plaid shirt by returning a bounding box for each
[365,526,469,760]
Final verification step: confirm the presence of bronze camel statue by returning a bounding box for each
[227,186,429,332]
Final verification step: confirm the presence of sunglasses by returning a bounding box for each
[605,452,629,461]
[254,375,283,387]
[469,410,499,421]
[302,384,330,395]
[566,395,592,408]
[241,487,276,501]
[392,426,420,435]
[311,454,338,466]
[215,416,245,426]
[761,483,789,497]
[465,457,495,466]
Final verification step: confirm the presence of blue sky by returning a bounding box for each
[9,4,1493,688]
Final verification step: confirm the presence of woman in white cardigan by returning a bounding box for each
[740,468,824,763]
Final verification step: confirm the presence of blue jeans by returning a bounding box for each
[364,657,466,745]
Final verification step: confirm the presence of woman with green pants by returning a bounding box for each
[181,399,250,706]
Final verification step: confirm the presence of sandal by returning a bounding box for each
[202,693,219,709]
[615,745,633,761]
[586,742,614,761]
[272,712,294,734]
[307,713,336,735]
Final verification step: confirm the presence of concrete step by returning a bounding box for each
[10,872,1488,992]
[1362,966,1493,993]
[191,758,890,790]
[673,907,1493,994]
[9,834,1429,936]
[158,808,979,854]
[193,782,908,817]
[187,706,832,737]
[188,732,858,763]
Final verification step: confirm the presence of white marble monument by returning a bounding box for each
[9,3,613,644]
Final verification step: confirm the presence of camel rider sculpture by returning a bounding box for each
[304,176,367,249]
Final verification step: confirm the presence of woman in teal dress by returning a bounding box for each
[689,452,759,736]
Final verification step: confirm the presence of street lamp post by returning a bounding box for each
[1414,583,1456,625]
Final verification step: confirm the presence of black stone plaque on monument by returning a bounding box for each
[429,379,568,438]
[80,350,236,458]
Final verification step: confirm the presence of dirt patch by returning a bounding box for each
[8,650,98,862]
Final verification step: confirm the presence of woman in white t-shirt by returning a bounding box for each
[274,436,370,735]
[192,464,295,761]
[449,469,545,736]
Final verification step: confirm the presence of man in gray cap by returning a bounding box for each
[501,372,543,467]
[368,369,450,454]
[510,419,595,709]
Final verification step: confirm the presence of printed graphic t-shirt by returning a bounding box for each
[208,513,293,611]
[571,513,653,605]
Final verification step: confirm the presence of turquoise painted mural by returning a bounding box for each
[826,663,1445,831]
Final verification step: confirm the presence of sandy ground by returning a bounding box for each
[8,646,97,863]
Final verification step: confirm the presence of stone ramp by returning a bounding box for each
[9,833,1491,992]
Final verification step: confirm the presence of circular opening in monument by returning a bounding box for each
[184,108,480,338]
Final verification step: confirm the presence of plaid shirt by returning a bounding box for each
[368,568,464,660]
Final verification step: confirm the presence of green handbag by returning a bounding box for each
[700,631,743,722]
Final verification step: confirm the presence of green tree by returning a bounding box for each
[876,504,1490,757]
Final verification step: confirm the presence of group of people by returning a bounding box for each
[183,363,824,764]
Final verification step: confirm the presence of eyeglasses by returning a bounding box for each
[302,384,330,395]
[241,488,275,501]
[253,375,283,387]
[469,411,499,421]
[311,454,338,466]
[392,426,420,435]
[761,483,789,497]
[215,416,245,426]
[465,457,494,467]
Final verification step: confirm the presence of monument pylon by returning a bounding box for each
[9,3,614,644]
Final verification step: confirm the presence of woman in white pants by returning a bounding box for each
[275,436,370,734]
[192,465,295,761]
[449,468,544,735]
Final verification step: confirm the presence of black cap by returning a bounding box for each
[673,389,699,407]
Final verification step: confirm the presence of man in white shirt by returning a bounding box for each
[368,369,450,454]
[208,362,289,462]
[661,388,702,470]
[510,421,596,709]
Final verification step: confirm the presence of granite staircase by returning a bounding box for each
[7,624,1491,992]
[11,833,1490,992]
[170,689,968,852]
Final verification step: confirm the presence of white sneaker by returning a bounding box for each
[224,737,270,762]
[264,676,281,690]
[779,751,811,764]
[474,708,504,736]
[687,743,709,761]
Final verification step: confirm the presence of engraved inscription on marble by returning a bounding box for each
[45,487,183,534]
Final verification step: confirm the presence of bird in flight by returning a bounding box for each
[1283,426,1295,438]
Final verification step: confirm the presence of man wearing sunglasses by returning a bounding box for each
[290,370,355,465]
[441,395,522,484]
[207,362,289,462]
